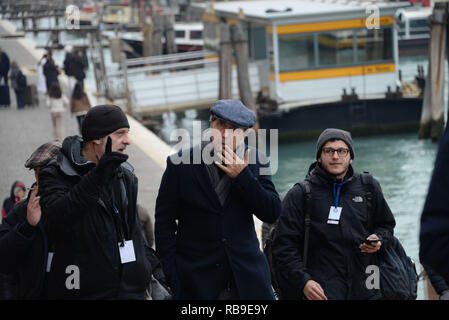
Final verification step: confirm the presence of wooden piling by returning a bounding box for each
[165,14,177,54]
[230,23,258,129]
[419,2,448,141]
[142,22,153,57]
[219,23,232,100]
[151,14,164,56]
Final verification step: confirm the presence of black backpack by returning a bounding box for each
[263,180,312,300]
[360,172,418,300]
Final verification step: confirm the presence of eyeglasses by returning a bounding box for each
[322,147,350,157]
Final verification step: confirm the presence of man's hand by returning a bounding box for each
[359,234,382,253]
[96,136,128,184]
[215,145,249,179]
[304,280,328,300]
[26,186,41,227]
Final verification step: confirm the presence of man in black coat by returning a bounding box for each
[155,99,281,300]
[420,125,449,282]
[273,128,396,300]
[38,105,153,299]
[0,140,61,299]
[0,47,10,85]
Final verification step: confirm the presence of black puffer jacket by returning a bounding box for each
[38,136,152,299]
[273,162,396,300]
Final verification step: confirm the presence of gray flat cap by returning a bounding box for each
[210,100,256,129]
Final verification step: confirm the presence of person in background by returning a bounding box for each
[43,50,59,93]
[0,46,10,85]
[2,181,26,219]
[47,82,68,142]
[137,204,154,248]
[36,54,48,107]
[0,141,62,300]
[9,61,26,109]
[70,82,91,134]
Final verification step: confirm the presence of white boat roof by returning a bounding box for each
[396,7,432,19]
[205,0,411,23]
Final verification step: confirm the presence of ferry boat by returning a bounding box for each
[199,0,424,140]
[396,6,431,56]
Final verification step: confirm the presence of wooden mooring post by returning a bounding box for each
[419,2,448,142]
[219,23,232,100]
[230,23,259,130]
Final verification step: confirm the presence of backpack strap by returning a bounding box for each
[360,171,375,232]
[297,180,312,268]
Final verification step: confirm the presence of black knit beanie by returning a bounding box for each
[81,104,129,141]
[316,128,355,159]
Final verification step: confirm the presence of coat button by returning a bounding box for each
[221,238,227,243]
[215,263,221,268]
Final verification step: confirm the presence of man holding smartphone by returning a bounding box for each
[38,104,156,299]
[272,128,396,300]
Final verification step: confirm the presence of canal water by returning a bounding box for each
[16,20,447,300]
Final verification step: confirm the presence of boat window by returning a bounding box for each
[318,30,354,66]
[278,34,315,71]
[190,31,203,39]
[356,28,393,63]
[252,26,267,60]
[175,30,185,38]
[409,19,430,35]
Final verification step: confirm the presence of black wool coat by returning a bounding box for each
[155,145,281,300]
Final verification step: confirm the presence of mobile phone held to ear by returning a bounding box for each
[364,238,380,245]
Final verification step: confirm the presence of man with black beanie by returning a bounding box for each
[272,128,396,300]
[38,104,165,299]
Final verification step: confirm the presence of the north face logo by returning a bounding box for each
[352,196,363,203]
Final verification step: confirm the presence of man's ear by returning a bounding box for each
[349,159,353,165]
[91,138,103,146]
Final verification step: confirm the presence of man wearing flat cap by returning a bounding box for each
[155,99,281,299]
[272,128,396,300]
[38,104,160,299]
[0,140,61,299]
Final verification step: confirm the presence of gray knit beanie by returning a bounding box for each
[316,128,355,159]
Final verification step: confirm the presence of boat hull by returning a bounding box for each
[258,98,423,141]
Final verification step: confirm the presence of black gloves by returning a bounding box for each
[95,136,128,184]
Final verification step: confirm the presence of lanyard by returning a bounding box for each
[113,203,126,247]
[333,182,344,209]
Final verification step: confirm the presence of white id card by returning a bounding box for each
[327,206,342,224]
[118,240,136,264]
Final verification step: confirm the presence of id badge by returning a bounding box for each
[327,206,342,225]
[118,240,136,264]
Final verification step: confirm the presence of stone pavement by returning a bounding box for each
[0,19,168,226]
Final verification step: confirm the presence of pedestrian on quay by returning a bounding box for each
[63,45,76,94]
[43,50,59,93]
[71,49,87,89]
[36,54,48,107]
[155,99,281,300]
[2,181,26,219]
[0,46,10,85]
[47,82,68,142]
[70,82,91,134]
[9,61,27,109]
[0,140,62,299]
[272,128,396,300]
[38,104,169,299]
[420,125,449,282]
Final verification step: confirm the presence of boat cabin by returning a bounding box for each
[200,0,411,107]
